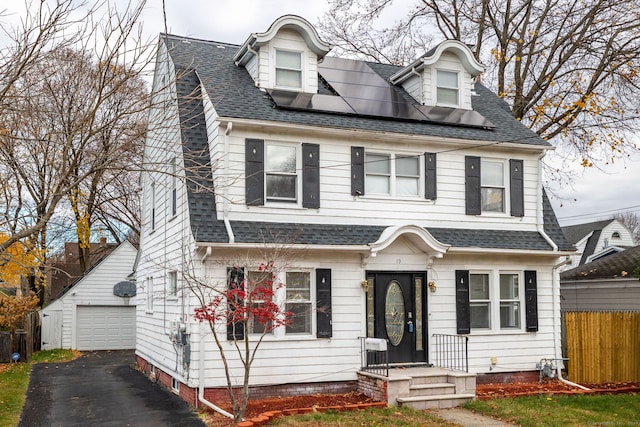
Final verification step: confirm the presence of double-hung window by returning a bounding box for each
[246,270,274,335]
[266,144,297,202]
[365,153,420,197]
[275,50,302,89]
[499,273,521,329]
[170,157,177,217]
[285,271,312,334]
[481,160,505,213]
[468,272,523,331]
[436,70,459,106]
[168,271,177,296]
[469,273,491,329]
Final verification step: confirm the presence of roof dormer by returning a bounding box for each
[390,40,484,110]
[233,15,331,93]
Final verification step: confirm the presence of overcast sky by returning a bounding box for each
[5,0,640,226]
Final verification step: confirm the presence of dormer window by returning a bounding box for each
[436,70,459,106]
[275,49,302,89]
[612,231,621,239]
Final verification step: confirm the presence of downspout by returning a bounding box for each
[197,320,234,419]
[552,258,589,390]
[197,247,234,419]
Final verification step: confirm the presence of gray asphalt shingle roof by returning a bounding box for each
[561,244,640,280]
[164,35,548,146]
[561,219,614,244]
[165,33,572,253]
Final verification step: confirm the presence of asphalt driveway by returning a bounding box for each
[19,350,205,427]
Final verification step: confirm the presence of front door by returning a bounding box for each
[368,272,427,364]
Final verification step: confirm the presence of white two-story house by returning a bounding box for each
[136,15,574,408]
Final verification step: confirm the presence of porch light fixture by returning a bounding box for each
[428,281,437,292]
[361,280,369,291]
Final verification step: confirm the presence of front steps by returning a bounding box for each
[358,367,476,410]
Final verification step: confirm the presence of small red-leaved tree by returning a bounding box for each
[192,260,293,422]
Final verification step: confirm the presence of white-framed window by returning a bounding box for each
[499,273,521,329]
[150,181,156,230]
[365,152,420,197]
[171,377,180,393]
[436,70,459,106]
[275,49,302,89]
[612,231,621,239]
[170,157,177,217]
[246,270,274,335]
[285,271,312,335]
[481,160,505,213]
[469,271,524,331]
[469,273,491,329]
[168,271,177,297]
[146,277,153,312]
[265,143,298,202]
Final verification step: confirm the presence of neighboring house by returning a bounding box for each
[560,244,640,312]
[561,219,635,268]
[136,15,574,405]
[47,238,118,303]
[41,241,137,350]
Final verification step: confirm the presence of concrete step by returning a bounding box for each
[397,393,475,410]
[409,382,456,396]
[407,374,450,385]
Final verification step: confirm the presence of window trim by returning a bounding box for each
[170,157,177,217]
[146,277,154,313]
[435,69,460,107]
[264,142,300,205]
[480,158,507,214]
[468,270,525,333]
[274,49,303,90]
[168,270,177,297]
[364,151,423,198]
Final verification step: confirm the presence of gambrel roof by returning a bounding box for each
[166,33,573,252]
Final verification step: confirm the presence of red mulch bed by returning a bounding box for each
[201,381,640,425]
[476,379,640,399]
[201,391,378,426]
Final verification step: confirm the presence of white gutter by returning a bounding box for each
[223,123,234,244]
[551,257,590,390]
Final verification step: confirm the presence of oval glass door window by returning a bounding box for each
[385,280,405,346]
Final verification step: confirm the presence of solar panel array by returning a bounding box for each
[268,56,495,130]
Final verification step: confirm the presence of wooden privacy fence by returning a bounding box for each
[0,312,41,363]
[564,311,640,383]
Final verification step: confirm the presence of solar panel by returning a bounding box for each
[269,55,495,129]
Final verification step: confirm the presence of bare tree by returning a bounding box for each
[0,0,151,279]
[319,0,640,166]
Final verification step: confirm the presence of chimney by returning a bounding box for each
[100,237,107,246]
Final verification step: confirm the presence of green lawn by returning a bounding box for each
[0,350,79,427]
[465,393,640,426]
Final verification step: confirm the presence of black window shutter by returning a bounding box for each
[351,146,365,196]
[316,268,332,338]
[227,267,245,340]
[455,270,471,334]
[245,139,264,206]
[465,156,481,215]
[302,143,320,208]
[510,159,524,217]
[425,152,437,200]
[524,270,538,332]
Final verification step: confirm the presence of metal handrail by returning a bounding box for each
[432,333,469,372]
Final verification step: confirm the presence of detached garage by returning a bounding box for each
[41,241,138,350]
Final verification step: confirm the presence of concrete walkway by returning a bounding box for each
[432,407,518,427]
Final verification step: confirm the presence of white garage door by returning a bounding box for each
[76,306,136,350]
